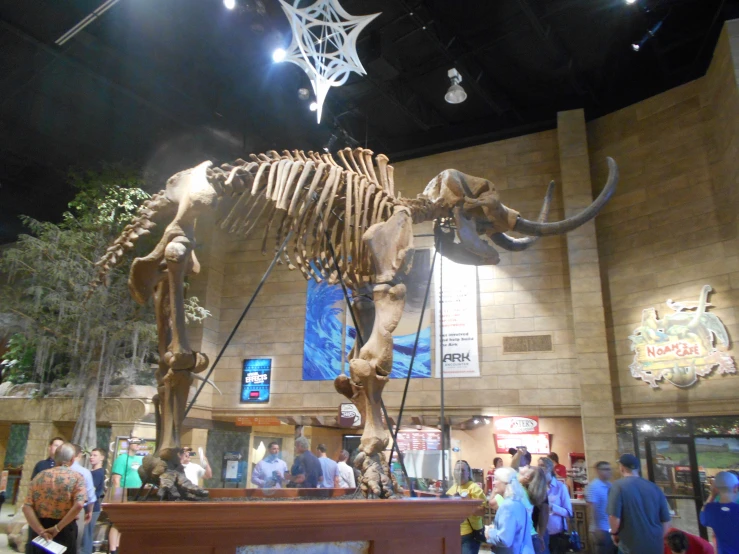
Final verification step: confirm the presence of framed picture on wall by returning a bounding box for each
[241,358,272,403]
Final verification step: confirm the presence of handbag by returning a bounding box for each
[466,518,487,544]
[560,516,582,552]
[567,529,583,552]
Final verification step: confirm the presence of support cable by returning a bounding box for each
[324,232,413,495]
[184,231,293,418]
[387,247,439,496]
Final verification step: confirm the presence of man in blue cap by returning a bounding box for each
[700,471,739,554]
[607,453,672,554]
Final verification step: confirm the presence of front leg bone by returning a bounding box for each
[163,236,208,372]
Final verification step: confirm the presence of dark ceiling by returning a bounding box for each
[1,0,737,243]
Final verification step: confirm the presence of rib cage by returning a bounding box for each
[207,147,433,286]
[88,147,442,295]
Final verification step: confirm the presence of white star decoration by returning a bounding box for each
[279,0,380,123]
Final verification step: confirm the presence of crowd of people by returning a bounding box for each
[25,438,106,554]
[452,449,739,554]
[23,435,213,554]
[250,438,357,489]
[22,434,739,554]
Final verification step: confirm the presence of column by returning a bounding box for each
[0,423,11,471]
[181,428,209,456]
[16,421,57,508]
[557,109,619,476]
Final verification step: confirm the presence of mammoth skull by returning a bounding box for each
[424,157,619,265]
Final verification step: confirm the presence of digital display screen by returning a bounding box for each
[241,358,272,403]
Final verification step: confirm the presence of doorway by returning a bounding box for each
[645,438,703,537]
[645,435,739,540]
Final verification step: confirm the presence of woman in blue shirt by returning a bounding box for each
[486,467,533,554]
[538,457,573,554]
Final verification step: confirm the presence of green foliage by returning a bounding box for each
[0,167,157,393]
[0,334,35,385]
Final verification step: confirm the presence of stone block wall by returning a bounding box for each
[588,22,739,416]
[209,129,583,419]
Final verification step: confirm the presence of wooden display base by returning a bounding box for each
[105,490,482,554]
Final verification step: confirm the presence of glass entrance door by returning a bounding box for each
[645,438,704,538]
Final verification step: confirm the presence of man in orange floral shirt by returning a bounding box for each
[23,442,86,554]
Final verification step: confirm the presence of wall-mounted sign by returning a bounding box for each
[234,417,282,427]
[493,416,539,434]
[629,285,735,388]
[494,433,550,455]
[222,451,245,482]
[241,359,272,403]
[338,403,361,428]
[396,430,442,451]
[435,257,480,378]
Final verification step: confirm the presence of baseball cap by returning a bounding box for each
[618,454,639,470]
[713,471,739,489]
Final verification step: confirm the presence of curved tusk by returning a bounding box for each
[512,157,618,236]
[489,180,555,251]
[191,373,222,395]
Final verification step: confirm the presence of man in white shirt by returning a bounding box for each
[337,450,356,489]
[180,447,212,486]
[71,444,96,552]
[252,442,289,488]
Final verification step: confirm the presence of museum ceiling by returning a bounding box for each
[0,0,737,242]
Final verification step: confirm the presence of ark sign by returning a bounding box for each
[629,285,735,388]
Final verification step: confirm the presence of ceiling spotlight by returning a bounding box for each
[625,0,637,4]
[224,0,236,10]
[445,68,467,104]
[272,48,287,63]
[323,133,338,153]
[309,102,318,112]
[631,19,664,53]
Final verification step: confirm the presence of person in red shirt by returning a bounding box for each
[548,453,567,480]
[486,457,504,493]
[663,528,714,554]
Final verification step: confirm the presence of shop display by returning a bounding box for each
[91,148,618,499]
[629,284,735,388]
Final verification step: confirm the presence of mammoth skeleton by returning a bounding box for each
[92,147,618,499]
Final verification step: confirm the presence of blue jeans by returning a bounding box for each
[541,532,550,554]
[461,533,481,554]
[81,511,100,554]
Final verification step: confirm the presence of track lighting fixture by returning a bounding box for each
[444,68,467,104]
[631,19,663,52]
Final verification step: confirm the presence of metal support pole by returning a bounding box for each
[438,232,448,496]
[324,232,412,491]
[184,231,293,417]
[388,248,439,496]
